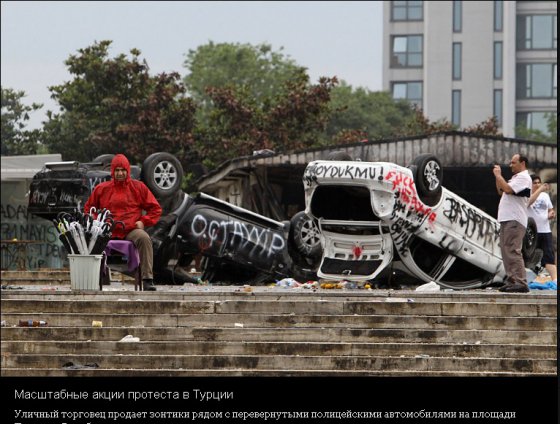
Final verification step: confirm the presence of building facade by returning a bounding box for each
[383,1,557,138]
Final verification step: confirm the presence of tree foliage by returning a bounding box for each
[183,42,304,106]
[196,72,338,167]
[395,106,504,138]
[42,40,197,164]
[515,113,557,144]
[1,87,43,156]
[184,42,339,168]
[326,82,414,143]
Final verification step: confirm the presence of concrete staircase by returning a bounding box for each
[1,270,557,377]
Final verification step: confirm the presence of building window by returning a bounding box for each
[516,63,557,98]
[493,90,503,127]
[453,1,462,32]
[517,15,557,50]
[494,42,503,80]
[391,1,423,21]
[391,35,423,68]
[516,112,553,136]
[392,81,423,107]
[494,1,503,32]
[453,43,462,80]
[452,90,461,126]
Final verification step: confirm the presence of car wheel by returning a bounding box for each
[410,154,443,205]
[141,152,184,198]
[92,154,115,170]
[522,217,538,263]
[289,211,322,259]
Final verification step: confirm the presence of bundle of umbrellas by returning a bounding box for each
[52,208,125,255]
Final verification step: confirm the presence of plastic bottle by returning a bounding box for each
[18,320,48,327]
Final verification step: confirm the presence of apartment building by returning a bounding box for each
[382,1,557,138]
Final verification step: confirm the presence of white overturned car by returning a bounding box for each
[303,153,540,289]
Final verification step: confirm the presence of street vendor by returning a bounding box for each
[84,154,162,291]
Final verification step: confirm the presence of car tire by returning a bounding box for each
[410,154,443,205]
[289,211,322,259]
[522,217,539,263]
[141,152,184,198]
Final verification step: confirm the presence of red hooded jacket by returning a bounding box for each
[84,154,162,239]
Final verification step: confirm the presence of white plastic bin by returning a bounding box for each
[68,254,103,291]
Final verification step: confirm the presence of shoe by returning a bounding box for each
[142,279,156,291]
[498,283,529,293]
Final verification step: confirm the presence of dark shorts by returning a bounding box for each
[537,232,556,266]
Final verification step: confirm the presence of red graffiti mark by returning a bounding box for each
[385,170,437,224]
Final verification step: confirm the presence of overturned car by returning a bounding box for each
[303,153,541,289]
[28,153,320,284]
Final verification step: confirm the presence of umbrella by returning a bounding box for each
[81,213,93,247]
[90,220,125,255]
[87,223,108,254]
[58,219,80,254]
[68,221,88,255]
[53,220,74,254]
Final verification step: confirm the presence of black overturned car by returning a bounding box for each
[28,153,321,284]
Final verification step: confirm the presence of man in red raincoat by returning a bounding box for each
[85,154,162,291]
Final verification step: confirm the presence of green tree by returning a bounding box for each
[184,42,337,168]
[42,40,197,164]
[515,113,557,143]
[183,42,304,108]
[396,106,504,138]
[196,72,338,168]
[1,87,43,155]
[326,83,415,143]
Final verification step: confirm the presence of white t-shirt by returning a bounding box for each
[497,170,532,227]
[527,191,553,233]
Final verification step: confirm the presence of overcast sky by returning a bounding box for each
[1,1,383,129]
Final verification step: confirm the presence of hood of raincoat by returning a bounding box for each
[111,154,131,183]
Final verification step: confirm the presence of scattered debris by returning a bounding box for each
[62,361,99,369]
[415,281,441,292]
[118,334,140,342]
[18,320,48,327]
[528,281,557,290]
[276,278,301,288]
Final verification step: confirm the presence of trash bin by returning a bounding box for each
[68,254,103,291]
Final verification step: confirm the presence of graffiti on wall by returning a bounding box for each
[0,203,64,269]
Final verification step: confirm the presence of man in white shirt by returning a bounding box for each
[493,154,532,293]
[527,175,557,283]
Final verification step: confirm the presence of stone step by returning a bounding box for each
[2,275,556,377]
[1,270,71,280]
[2,353,556,374]
[2,299,555,317]
[2,289,557,304]
[3,367,553,377]
[2,340,555,359]
[2,312,556,330]
[1,327,555,344]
